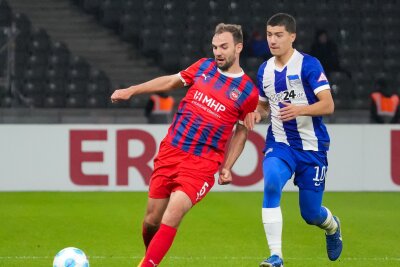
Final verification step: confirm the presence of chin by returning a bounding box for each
[216,63,226,70]
[270,49,280,56]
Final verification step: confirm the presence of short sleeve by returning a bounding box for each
[178,58,208,86]
[257,61,268,101]
[238,83,259,121]
[302,56,331,95]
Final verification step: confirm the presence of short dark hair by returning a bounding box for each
[267,13,296,33]
[214,23,243,44]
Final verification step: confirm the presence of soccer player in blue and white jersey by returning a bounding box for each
[244,13,343,267]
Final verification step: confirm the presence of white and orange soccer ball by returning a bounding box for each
[53,247,89,267]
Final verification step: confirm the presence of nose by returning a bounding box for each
[214,47,222,56]
[268,36,276,44]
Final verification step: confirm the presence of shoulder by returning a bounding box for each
[299,52,320,65]
[203,58,215,64]
[201,58,217,67]
[257,61,267,73]
[182,58,216,77]
[298,52,323,74]
[190,58,215,69]
[241,73,258,88]
[239,74,259,96]
[257,58,273,75]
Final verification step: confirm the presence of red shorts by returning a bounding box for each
[149,141,219,205]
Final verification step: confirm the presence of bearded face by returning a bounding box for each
[212,32,240,72]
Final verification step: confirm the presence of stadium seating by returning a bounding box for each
[1,0,399,112]
[0,0,12,27]
[0,0,111,108]
[70,0,400,107]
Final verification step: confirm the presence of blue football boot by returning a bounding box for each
[326,216,343,261]
[259,254,283,267]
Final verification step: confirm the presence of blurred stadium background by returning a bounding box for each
[1,0,399,122]
[1,0,400,266]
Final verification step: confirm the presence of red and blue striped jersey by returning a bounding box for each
[163,58,258,163]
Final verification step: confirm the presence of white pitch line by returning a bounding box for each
[0,256,399,261]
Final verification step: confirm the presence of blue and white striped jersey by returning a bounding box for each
[257,49,331,151]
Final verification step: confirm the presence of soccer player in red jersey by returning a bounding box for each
[111,23,258,267]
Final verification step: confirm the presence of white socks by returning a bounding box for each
[262,206,338,259]
[318,207,338,235]
[262,207,283,258]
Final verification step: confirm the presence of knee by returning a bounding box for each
[144,211,162,227]
[263,167,283,194]
[301,211,324,226]
[143,220,160,232]
[263,181,281,196]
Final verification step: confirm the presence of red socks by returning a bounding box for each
[141,224,177,267]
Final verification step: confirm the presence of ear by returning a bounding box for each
[236,43,243,54]
[291,33,296,43]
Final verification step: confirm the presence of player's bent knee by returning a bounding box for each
[143,215,161,227]
[301,211,324,225]
[144,210,164,226]
[143,220,160,232]
[263,180,281,194]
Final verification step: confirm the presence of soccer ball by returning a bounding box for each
[53,247,89,267]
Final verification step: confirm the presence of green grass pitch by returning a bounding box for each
[1,192,399,266]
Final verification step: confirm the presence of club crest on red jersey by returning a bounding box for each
[229,87,241,101]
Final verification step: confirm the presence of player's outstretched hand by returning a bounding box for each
[279,101,303,121]
[218,168,232,185]
[244,111,261,130]
[111,88,132,103]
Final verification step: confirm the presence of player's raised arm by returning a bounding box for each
[244,100,270,130]
[110,74,184,103]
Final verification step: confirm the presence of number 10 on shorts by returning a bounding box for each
[313,166,327,187]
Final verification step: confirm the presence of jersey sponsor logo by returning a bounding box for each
[266,90,305,103]
[229,87,241,101]
[193,90,226,112]
[317,72,328,82]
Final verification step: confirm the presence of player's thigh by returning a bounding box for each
[263,156,293,190]
[149,142,190,200]
[161,191,193,228]
[173,154,219,205]
[263,142,295,189]
[294,150,328,191]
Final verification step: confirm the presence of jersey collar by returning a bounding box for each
[217,67,244,78]
[274,49,299,72]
